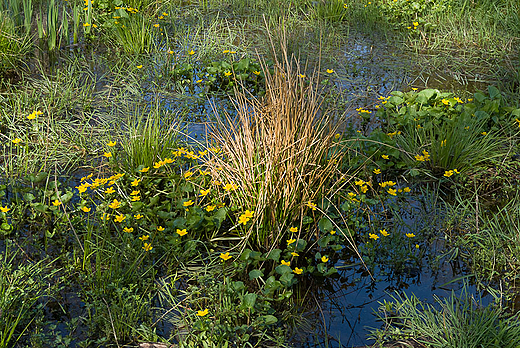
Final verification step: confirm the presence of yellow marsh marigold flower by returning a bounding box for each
[154,161,164,169]
[164,158,174,164]
[131,196,140,201]
[287,238,296,245]
[361,185,368,193]
[109,199,121,209]
[103,152,112,158]
[131,179,140,186]
[142,242,153,252]
[105,187,115,194]
[369,233,379,240]
[139,234,149,241]
[321,256,329,263]
[406,233,415,238]
[76,185,88,194]
[223,50,230,53]
[380,229,389,236]
[184,171,194,179]
[223,183,238,191]
[355,179,365,186]
[444,170,454,177]
[134,214,143,220]
[101,213,110,220]
[293,267,303,275]
[137,65,143,69]
[188,50,195,55]
[199,189,210,196]
[382,154,389,160]
[123,227,133,233]
[253,70,260,75]
[52,200,62,206]
[281,260,290,266]
[238,215,250,225]
[330,230,336,235]
[404,187,411,193]
[130,190,140,195]
[291,252,299,257]
[290,227,298,233]
[0,206,10,213]
[157,226,165,231]
[176,229,187,236]
[454,169,460,174]
[373,169,381,174]
[153,23,159,27]
[326,69,334,74]
[206,205,216,212]
[220,252,232,261]
[243,210,254,218]
[114,214,126,223]
[388,188,397,196]
[183,200,194,207]
[140,167,149,173]
[108,141,116,147]
[12,138,22,144]
[224,71,232,77]
[197,309,209,317]
[306,201,317,210]
[81,206,91,213]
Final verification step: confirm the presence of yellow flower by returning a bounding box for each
[224,71,232,77]
[103,152,112,158]
[183,171,194,179]
[481,132,487,135]
[109,199,121,209]
[454,169,460,174]
[131,179,140,186]
[287,238,296,245]
[129,190,139,196]
[199,188,210,196]
[343,3,347,8]
[281,260,291,266]
[164,158,174,164]
[321,256,329,263]
[27,112,37,120]
[406,233,415,238]
[243,210,254,218]
[0,206,10,213]
[330,230,336,235]
[388,188,397,196]
[238,215,250,225]
[220,252,232,261]
[306,201,317,210]
[196,309,209,317]
[134,214,143,220]
[361,185,368,193]
[223,183,238,191]
[293,267,303,275]
[12,138,22,144]
[105,187,115,194]
[380,229,389,236]
[413,21,419,27]
[444,170,454,177]
[142,242,153,252]
[83,23,91,27]
[139,234,149,241]
[298,74,306,78]
[326,69,334,74]
[101,213,110,220]
[183,200,194,207]
[157,226,165,231]
[114,214,126,222]
[253,70,261,75]
[52,200,62,206]
[108,141,117,147]
[81,206,91,213]
[131,196,141,201]
[290,227,298,233]
[137,65,143,69]
[153,23,159,27]
[140,167,149,173]
[403,187,411,193]
[76,184,88,193]
[369,233,379,240]
[176,229,188,236]
[206,205,216,212]
[373,169,381,174]
[223,50,230,53]
[382,154,389,160]
[188,50,195,55]
[291,252,299,257]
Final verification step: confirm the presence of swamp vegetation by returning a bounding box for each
[1,0,520,347]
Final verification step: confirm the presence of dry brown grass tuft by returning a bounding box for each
[204,47,350,248]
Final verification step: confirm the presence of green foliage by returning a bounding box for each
[310,0,347,23]
[372,287,520,348]
[0,12,31,72]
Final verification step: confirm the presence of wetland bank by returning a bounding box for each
[1,0,520,347]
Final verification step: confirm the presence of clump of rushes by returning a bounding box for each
[205,49,348,248]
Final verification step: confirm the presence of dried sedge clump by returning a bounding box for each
[206,54,347,248]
